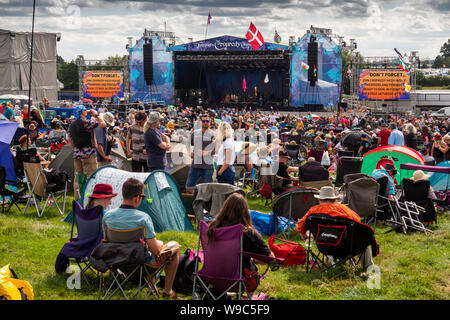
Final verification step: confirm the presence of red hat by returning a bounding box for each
[89,184,118,199]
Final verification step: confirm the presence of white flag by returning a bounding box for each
[264,73,269,83]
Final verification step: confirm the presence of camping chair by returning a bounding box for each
[22,162,69,217]
[192,220,282,300]
[385,197,432,234]
[272,187,319,239]
[63,200,103,286]
[375,176,391,222]
[193,183,246,223]
[96,226,173,300]
[305,214,379,274]
[335,157,364,186]
[0,166,25,213]
[300,179,333,190]
[308,148,324,163]
[343,177,380,229]
[401,178,437,225]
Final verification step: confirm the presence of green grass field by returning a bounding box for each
[0,194,449,300]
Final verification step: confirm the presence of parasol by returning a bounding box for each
[340,130,373,147]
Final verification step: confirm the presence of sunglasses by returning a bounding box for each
[202,119,210,123]
[138,194,146,200]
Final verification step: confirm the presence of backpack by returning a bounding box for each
[259,183,272,200]
[45,169,69,192]
[0,265,34,300]
[268,236,306,266]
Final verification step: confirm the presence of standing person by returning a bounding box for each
[30,106,45,128]
[95,112,115,167]
[357,135,372,156]
[404,123,418,150]
[185,114,215,193]
[144,111,171,172]
[126,111,148,172]
[215,121,236,185]
[388,123,404,146]
[68,105,107,199]
[103,178,180,299]
[378,122,391,147]
[431,133,448,164]
[3,103,16,121]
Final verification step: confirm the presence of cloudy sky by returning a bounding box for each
[1,0,449,62]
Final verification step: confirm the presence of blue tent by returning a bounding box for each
[0,120,19,184]
[429,161,450,191]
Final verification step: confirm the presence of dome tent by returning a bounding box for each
[80,165,193,233]
[361,146,425,182]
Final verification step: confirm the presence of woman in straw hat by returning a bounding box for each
[412,170,437,200]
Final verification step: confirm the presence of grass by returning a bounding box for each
[0,193,449,300]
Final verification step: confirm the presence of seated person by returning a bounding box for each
[287,157,329,182]
[16,134,46,164]
[371,163,397,200]
[296,186,374,272]
[207,193,274,293]
[275,150,294,193]
[85,183,118,214]
[103,178,180,299]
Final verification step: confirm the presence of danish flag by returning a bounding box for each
[245,22,264,50]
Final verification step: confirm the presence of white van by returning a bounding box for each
[431,107,450,118]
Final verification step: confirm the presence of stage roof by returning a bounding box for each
[170,35,289,52]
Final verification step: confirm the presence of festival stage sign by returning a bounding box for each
[82,70,124,99]
[358,69,410,100]
[170,35,288,52]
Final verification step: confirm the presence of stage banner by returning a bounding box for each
[358,69,410,100]
[82,70,124,99]
[170,35,288,52]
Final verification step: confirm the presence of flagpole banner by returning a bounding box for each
[82,70,124,99]
[129,36,174,104]
[290,33,342,108]
[358,69,410,100]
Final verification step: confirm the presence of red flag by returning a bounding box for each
[245,22,264,50]
[207,12,212,25]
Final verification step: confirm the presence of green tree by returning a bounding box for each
[57,56,79,91]
[440,39,450,58]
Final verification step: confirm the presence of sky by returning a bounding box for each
[1,0,449,62]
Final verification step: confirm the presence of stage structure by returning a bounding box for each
[0,29,59,103]
[128,28,344,109]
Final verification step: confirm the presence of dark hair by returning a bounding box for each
[207,193,258,244]
[122,178,144,200]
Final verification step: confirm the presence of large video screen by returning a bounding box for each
[82,70,124,99]
[358,69,410,100]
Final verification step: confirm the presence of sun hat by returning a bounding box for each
[412,170,430,181]
[100,112,116,127]
[239,142,257,155]
[314,186,340,200]
[88,184,118,199]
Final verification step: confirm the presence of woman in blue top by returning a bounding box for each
[85,183,118,214]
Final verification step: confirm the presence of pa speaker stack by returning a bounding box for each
[308,35,318,87]
[143,39,153,86]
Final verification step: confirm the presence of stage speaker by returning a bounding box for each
[308,37,318,86]
[143,40,153,85]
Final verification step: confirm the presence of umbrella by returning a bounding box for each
[310,114,320,120]
[82,98,93,103]
[341,130,373,147]
[0,120,19,145]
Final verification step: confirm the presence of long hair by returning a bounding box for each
[206,193,257,244]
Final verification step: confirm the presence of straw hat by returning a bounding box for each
[100,112,116,127]
[314,186,340,200]
[412,170,430,181]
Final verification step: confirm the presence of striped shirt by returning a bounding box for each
[127,124,146,162]
[71,118,98,159]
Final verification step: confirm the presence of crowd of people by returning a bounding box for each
[3,98,448,298]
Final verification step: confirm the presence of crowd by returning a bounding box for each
[3,98,448,298]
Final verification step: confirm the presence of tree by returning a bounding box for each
[57,56,79,91]
[440,39,450,58]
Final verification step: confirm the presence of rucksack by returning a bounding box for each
[45,169,69,192]
[268,236,306,266]
[259,183,272,200]
[0,265,34,300]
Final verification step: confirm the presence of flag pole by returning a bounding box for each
[27,0,36,150]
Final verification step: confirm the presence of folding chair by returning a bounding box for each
[96,226,175,300]
[22,162,69,217]
[375,176,391,222]
[386,197,432,234]
[343,176,380,229]
[272,187,319,239]
[335,157,363,186]
[305,214,379,274]
[0,166,24,213]
[192,221,282,300]
[61,200,103,286]
[402,178,437,225]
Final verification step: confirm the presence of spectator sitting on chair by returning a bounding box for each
[103,178,180,299]
[371,163,398,200]
[287,157,329,182]
[296,186,374,272]
[85,183,118,214]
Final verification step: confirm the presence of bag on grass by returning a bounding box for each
[268,236,306,266]
[0,264,34,300]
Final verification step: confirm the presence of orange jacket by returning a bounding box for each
[296,203,361,236]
